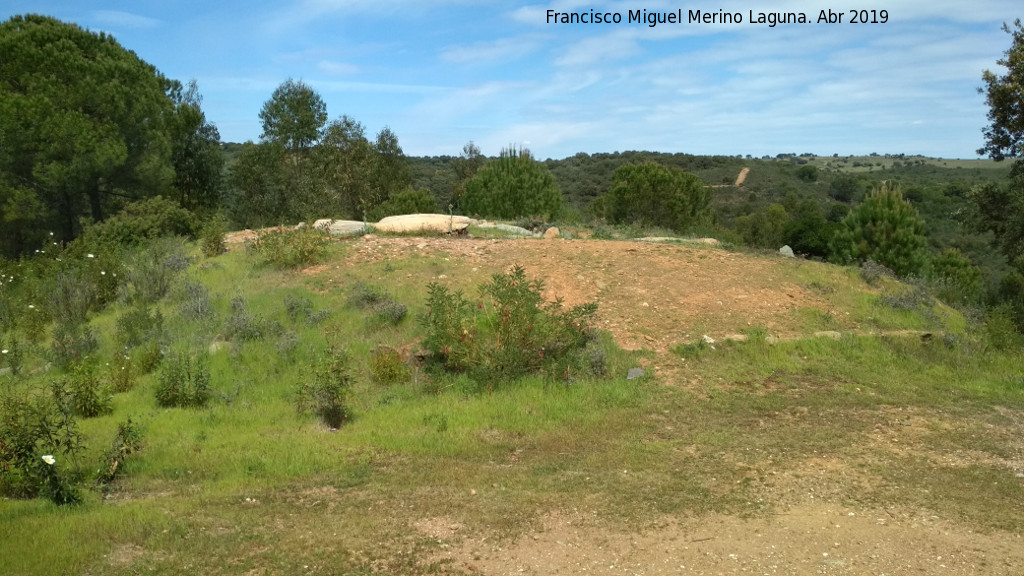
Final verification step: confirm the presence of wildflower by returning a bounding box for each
[28,304,34,309]
[42,455,55,465]
[1,349,8,354]
[49,232,54,236]
[101,271,106,275]
[87,253,95,258]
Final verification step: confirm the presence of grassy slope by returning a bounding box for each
[1,238,1023,575]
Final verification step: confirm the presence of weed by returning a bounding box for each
[108,352,137,393]
[2,337,24,377]
[0,386,83,499]
[116,304,165,349]
[36,453,80,506]
[369,346,412,385]
[178,279,215,321]
[284,294,314,323]
[200,214,229,258]
[276,331,300,359]
[155,351,212,408]
[122,237,192,304]
[348,283,407,327]
[297,346,354,428]
[50,268,96,326]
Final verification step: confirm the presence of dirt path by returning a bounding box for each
[735,167,750,187]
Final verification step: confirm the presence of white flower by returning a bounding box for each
[49,232,54,236]
[87,253,95,258]
[101,271,106,275]
[42,455,55,465]
[1,349,8,354]
[28,304,34,309]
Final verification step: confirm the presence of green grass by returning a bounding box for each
[2,238,1024,575]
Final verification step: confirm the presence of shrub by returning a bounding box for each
[178,279,215,321]
[50,268,96,326]
[735,204,790,248]
[595,162,712,234]
[108,352,137,393]
[96,418,143,488]
[247,226,329,269]
[829,184,929,277]
[0,387,83,499]
[77,196,197,248]
[200,214,229,258]
[155,351,212,408]
[860,259,896,286]
[929,249,983,305]
[51,320,99,370]
[348,283,407,327]
[983,306,1023,351]
[225,296,267,341]
[367,187,437,221]
[116,304,165,349]
[462,146,564,220]
[122,237,192,304]
[369,346,411,384]
[297,347,353,428]
[418,265,598,385]
[284,294,314,322]
[276,331,300,359]
[57,363,113,418]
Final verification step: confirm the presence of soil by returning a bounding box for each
[734,167,750,187]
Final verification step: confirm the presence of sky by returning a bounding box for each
[3,1,1020,160]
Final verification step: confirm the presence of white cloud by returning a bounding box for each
[91,10,158,29]
[317,60,359,75]
[440,35,546,64]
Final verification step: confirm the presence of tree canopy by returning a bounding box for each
[0,14,180,256]
[978,19,1024,170]
[595,162,711,233]
[829,184,929,277]
[462,147,563,220]
[258,79,327,151]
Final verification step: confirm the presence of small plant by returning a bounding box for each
[284,294,314,323]
[348,283,407,327]
[0,387,84,499]
[122,237,193,304]
[155,351,212,408]
[983,306,1023,352]
[2,337,24,377]
[297,347,353,428]
[225,296,266,342]
[247,226,329,269]
[96,418,143,488]
[200,214,229,258]
[860,259,895,286]
[276,331,300,359]
[178,279,215,321]
[58,363,113,418]
[108,352,137,393]
[51,320,99,370]
[116,304,165,349]
[369,346,411,385]
[36,453,80,506]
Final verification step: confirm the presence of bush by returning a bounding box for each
[246,226,329,269]
[735,204,790,248]
[225,296,267,341]
[200,214,229,258]
[348,283,407,327]
[96,418,143,488]
[860,259,896,286]
[297,347,353,428]
[929,249,983,305]
[155,351,212,408]
[829,184,929,277]
[122,237,192,304]
[178,279,215,321]
[595,162,712,234]
[462,146,564,220]
[0,387,83,499]
[418,265,598,385]
[51,320,99,370]
[108,352,137,393]
[369,346,411,384]
[367,188,437,221]
[116,304,165,349]
[77,196,197,249]
[57,363,113,418]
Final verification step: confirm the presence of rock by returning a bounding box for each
[814,330,843,340]
[594,279,608,290]
[475,223,537,236]
[327,220,366,236]
[544,226,560,239]
[702,335,715,345]
[361,234,377,240]
[374,214,471,234]
[312,218,333,230]
[626,367,645,380]
[295,222,306,230]
[779,245,795,257]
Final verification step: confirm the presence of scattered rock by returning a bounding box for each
[627,367,645,380]
[475,223,537,237]
[702,335,716,345]
[779,245,795,258]
[374,214,471,234]
[295,222,306,230]
[544,226,560,239]
[814,330,843,340]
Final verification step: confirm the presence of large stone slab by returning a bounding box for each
[328,220,367,237]
[374,214,471,234]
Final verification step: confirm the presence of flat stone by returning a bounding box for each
[327,220,367,236]
[544,226,560,239]
[475,223,537,236]
[626,367,645,380]
[374,214,471,234]
[312,218,334,230]
[814,330,843,339]
[779,245,795,257]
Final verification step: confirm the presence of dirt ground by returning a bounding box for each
[341,234,840,352]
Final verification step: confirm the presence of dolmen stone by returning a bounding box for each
[374,214,471,234]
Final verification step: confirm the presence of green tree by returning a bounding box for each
[259,79,327,151]
[168,80,223,211]
[783,197,836,258]
[451,141,484,208]
[0,15,176,256]
[735,204,790,248]
[596,162,711,233]
[314,115,374,219]
[367,126,411,213]
[462,146,563,220]
[974,19,1024,273]
[829,184,929,277]
[929,249,983,305]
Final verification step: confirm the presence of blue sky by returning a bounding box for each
[3,1,1019,159]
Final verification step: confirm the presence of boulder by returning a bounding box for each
[327,220,366,237]
[779,245,795,258]
[475,223,537,236]
[544,227,560,239]
[626,367,645,380]
[374,214,471,234]
[312,218,333,230]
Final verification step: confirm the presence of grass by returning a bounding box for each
[2,236,1023,575]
